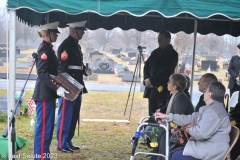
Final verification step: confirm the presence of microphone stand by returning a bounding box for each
[2,52,37,159]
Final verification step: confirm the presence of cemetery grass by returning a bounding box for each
[0,89,152,160]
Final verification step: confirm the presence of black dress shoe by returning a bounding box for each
[57,148,74,153]
[69,145,80,150]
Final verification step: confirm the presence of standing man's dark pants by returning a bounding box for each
[148,98,167,116]
[148,92,168,122]
[68,95,82,147]
[230,82,240,97]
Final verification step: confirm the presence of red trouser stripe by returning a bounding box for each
[59,98,66,149]
[41,101,46,160]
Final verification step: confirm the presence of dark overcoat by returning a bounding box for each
[143,44,178,100]
[228,55,240,89]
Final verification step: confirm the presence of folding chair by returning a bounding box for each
[222,126,239,160]
[228,91,239,108]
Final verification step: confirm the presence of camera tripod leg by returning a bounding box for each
[128,66,139,121]
[124,50,144,121]
[123,55,140,116]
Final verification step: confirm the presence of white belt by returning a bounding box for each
[68,65,83,70]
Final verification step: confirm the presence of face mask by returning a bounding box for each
[236,81,240,86]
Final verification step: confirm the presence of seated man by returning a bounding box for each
[195,73,218,112]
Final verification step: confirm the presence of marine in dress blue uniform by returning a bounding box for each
[57,21,90,153]
[32,22,61,160]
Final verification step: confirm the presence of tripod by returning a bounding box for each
[124,46,145,121]
[2,52,37,159]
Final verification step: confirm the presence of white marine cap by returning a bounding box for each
[67,21,87,30]
[39,22,60,33]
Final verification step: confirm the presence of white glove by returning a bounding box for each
[86,68,92,76]
[57,86,70,98]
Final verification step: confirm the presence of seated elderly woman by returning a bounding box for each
[159,73,194,115]
[155,81,231,160]
[151,73,194,160]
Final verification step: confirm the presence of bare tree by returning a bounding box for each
[0,8,6,43]
[118,30,133,48]
[93,28,114,51]
[130,29,145,47]
[204,33,221,54]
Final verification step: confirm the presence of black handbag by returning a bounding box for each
[169,124,197,154]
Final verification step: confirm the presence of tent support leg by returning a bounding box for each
[8,9,17,158]
[190,19,198,100]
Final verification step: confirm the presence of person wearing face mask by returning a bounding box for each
[154,82,231,160]
[143,30,178,122]
[32,22,64,160]
[56,21,92,153]
[228,43,240,97]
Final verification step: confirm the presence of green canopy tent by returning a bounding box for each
[7,0,240,36]
[5,0,240,157]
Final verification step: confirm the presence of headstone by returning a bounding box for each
[201,60,217,71]
[118,70,133,77]
[114,64,124,74]
[203,55,216,61]
[122,74,140,82]
[93,56,115,74]
[122,57,131,61]
[128,52,137,58]
[112,49,121,55]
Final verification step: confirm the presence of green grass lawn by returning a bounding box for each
[0,90,152,160]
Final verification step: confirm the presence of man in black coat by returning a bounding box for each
[143,31,178,120]
[195,73,218,112]
[228,43,240,96]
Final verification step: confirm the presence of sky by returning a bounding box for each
[0,0,7,7]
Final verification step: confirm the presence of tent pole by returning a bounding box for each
[46,13,49,23]
[8,9,16,158]
[190,19,198,101]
